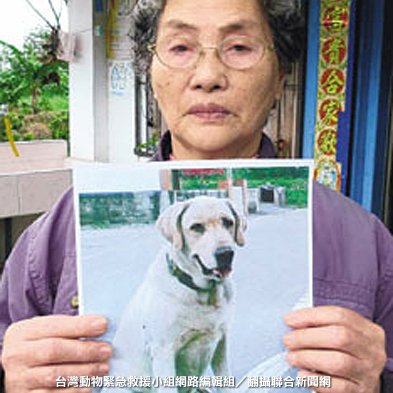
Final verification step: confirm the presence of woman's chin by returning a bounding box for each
[171,123,260,159]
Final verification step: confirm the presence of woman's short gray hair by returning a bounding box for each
[129,0,305,76]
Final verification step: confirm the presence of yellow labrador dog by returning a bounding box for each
[105,196,246,393]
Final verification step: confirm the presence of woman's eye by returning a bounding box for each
[190,223,205,234]
[169,44,192,54]
[228,44,252,53]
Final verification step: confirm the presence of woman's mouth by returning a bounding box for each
[187,104,231,120]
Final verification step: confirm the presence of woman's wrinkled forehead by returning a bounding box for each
[156,0,272,40]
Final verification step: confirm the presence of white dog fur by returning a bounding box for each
[102,196,247,393]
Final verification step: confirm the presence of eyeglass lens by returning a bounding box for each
[155,37,265,69]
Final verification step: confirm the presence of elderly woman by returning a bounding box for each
[0,0,392,392]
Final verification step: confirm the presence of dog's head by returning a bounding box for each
[156,196,247,282]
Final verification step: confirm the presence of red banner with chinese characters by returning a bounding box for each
[314,0,351,190]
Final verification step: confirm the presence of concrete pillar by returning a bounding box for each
[69,0,97,161]
[68,0,136,163]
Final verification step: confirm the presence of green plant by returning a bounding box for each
[7,111,24,132]
[0,30,68,113]
[0,29,70,143]
[49,110,69,140]
[134,132,160,157]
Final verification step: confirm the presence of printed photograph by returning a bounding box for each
[73,161,313,393]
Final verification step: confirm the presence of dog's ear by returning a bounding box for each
[226,200,247,246]
[156,201,190,250]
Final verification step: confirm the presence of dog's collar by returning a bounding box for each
[166,253,218,305]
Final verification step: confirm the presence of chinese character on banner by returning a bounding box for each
[322,37,347,65]
[321,69,345,95]
[323,5,349,33]
[319,99,343,127]
[314,0,352,191]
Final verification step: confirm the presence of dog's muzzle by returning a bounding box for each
[214,246,234,278]
[194,247,234,280]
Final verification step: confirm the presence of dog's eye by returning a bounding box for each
[190,223,205,233]
[222,217,234,229]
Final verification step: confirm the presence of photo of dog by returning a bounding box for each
[75,162,312,393]
[102,196,247,392]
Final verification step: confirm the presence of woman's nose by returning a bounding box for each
[189,50,229,93]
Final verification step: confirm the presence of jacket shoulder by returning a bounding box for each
[1,187,76,317]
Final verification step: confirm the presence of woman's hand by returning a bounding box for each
[284,306,387,393]
[2,315,112,392]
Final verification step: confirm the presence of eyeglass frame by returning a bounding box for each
[148,36,275,70]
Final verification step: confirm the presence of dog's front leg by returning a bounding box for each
[211,335,233,393]
[211,335,231,377]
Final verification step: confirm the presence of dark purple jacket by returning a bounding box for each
[1,132,393,390]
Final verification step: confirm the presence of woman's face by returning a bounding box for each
[151,0,283,159]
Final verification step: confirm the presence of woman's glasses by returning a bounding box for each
[149,36,275,70]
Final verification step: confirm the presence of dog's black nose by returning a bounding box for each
[214,247,234,269]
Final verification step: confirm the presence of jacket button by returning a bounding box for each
[70,295,79,309]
